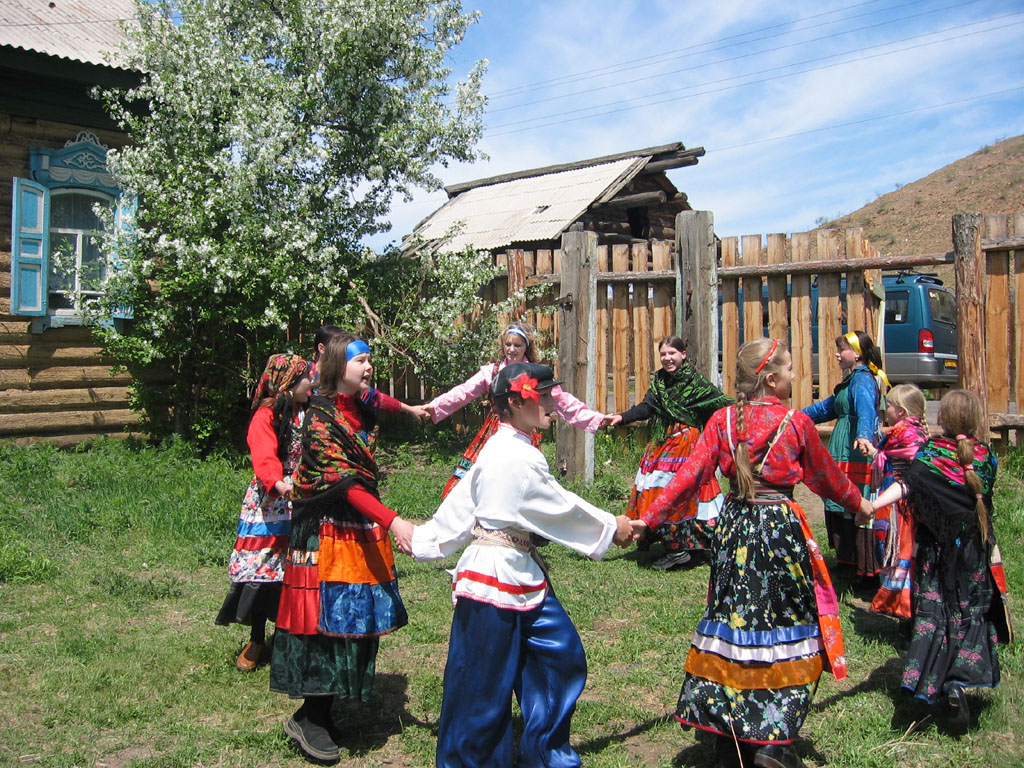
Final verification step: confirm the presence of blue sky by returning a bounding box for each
[369,0,1024,251]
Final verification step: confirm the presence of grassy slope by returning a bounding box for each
[0,433,1022,768]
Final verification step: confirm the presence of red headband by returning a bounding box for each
[755,339,779,374]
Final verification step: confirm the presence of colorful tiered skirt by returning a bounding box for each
[674,494,844,745]
[627,424,724,552]
[270,510,407,700]
[215,475,291,626]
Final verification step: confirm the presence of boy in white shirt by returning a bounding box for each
[411,362,634,768]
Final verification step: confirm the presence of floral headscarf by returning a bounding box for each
[251,354,310,410]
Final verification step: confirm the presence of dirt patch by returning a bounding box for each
[793,483,825,525]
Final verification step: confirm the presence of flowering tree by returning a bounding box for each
[96,0,492,446]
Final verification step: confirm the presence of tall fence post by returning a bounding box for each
[953,212,989,434]
[557,225,597,482]
[676,210,719,384]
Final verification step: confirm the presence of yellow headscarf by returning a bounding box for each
[844,332,890,389]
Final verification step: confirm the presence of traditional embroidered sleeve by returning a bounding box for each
[618,387,657,425]
[247,407,284,492]
[551,385,605,433]
[642,410,724,527]
[429,365,492,423]
[801,394,836,424]
[849,370,879,441]
[792,411,862,512]
[345,484,397,528]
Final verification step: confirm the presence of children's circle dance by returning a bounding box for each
[220,325,1010,767]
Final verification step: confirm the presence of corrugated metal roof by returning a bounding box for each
[411,157,645,252]
[0,0,137,69]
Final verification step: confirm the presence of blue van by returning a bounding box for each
[730,270,958,387]
[877,272,957,385]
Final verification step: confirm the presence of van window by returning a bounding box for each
[885,290,910,324]
[928,288,956,325]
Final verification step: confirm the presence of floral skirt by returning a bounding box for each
[227,475,291,583]
[901,536,1001,702]
[675,496,835,745]
[627,425,724,551]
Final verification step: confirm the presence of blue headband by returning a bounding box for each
[345,340,371,361]
[505,327,530,347]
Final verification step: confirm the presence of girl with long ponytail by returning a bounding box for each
[632,338,873,768]
[871,389,1011,729]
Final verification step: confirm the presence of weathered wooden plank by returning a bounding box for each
[0,344,110,366]
[678,210,718,383]
[1014,213,1024,441]
[651,241,673,365]
[741,235,763,344]
[817,230,842,397]
[631,240,651,404]
[595,245,609,413]
[0,386,131,413]
[12,430,144,447]
[0,408,138,436]
[721,237,740,397]
[984,215,1010,417]
[526,269,675,286]
[845,228,866,334]
[555,229,597,482]
[953,212,988,432]
[790,233,813,409]
[611,244,631,415]
[765,233,788,343]
[0,322,95,343]
[719,251,953,277]
[535,249,554,339]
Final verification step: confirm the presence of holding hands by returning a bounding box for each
[390,516,415,555]
[404,404,433,422]
[602,413,623,428]
[855,496,874,526]
[853,437,877,458]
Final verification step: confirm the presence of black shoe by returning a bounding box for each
[754,743,806,768]
[946,683,970,730]
[285,713,340,763]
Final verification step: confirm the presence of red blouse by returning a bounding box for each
[644,396,862,527]
[335,391,399,529]
[246,406,284,493]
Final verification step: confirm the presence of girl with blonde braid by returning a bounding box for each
[631,338,872,768]
[870,390,1012,729]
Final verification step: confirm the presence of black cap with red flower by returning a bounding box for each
[490,362,561,403]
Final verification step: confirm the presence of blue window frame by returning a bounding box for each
[10,131,132,328]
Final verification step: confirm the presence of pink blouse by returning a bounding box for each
[429,360,605,433]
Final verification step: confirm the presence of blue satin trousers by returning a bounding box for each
[436,593,587,768]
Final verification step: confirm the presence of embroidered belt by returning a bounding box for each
[471,525,533,552]
[747,481,795,504]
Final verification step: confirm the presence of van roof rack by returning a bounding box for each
[884,269,940,284]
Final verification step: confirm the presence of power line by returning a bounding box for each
[486,0,897,98]
[485,16,1024,136]
[486,0,983,116]
[711,84,1024,153]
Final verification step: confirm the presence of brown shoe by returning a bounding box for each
[235,641,263,671]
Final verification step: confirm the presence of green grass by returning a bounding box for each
[0,432,1022,767]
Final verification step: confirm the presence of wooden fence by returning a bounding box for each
[388,208,1022,481]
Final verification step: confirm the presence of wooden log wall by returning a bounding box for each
[1,112,141,445]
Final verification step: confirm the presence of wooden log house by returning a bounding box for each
[1,0,142,445]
